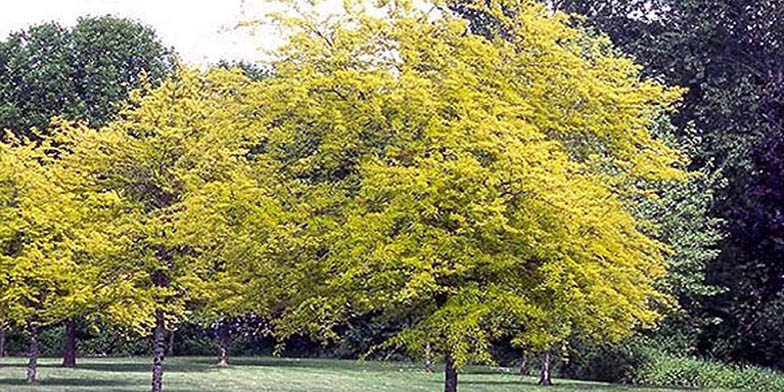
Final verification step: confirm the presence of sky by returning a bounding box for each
[0,0,283,66]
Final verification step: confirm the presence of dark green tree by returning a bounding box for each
[0,15,175,141]
[548,0,784,369]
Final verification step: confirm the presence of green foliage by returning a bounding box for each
[213,60,269,81]
[630,118,725,340]
[563,336,784,391]
[630,348,784,391]
[0,15,174,140]
[552,0,784,369]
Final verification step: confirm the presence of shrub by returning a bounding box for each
[563,336,784,391]
[630,347,784,391]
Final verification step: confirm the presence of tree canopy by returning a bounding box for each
[252,1,686,390]
[0,15,174,141]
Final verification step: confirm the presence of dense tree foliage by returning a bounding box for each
[0,135,139,382]
[53,68,301,392]
[546,0,784,369]
[253,1,687,391]
[5,1,784,391]
[0,15,174,140]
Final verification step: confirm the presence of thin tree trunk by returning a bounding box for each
[62,319,77,368]
[444,350,458,392]
[424,342,434,372]
[539,351,552,386]
[216,323,229,368]
[151,310,166,392]
[519,353,528,376]
[26,326,39,384]
[0,327,6,357]
[167,330,175,357]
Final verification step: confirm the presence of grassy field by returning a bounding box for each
[0,356,701,392]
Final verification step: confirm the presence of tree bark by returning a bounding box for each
[26,326,39,384]
[151,311,166,392]
[0,327,6,357]
[424,342,434,372]
[519,353,528,376]
[167,330,175,357]
[62,319,77,368]
[216,323,229,368]
[539,351,552,386]
[444,350,458,392]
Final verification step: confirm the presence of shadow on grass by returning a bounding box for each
[0,362,210,373]
[0,377,133,387]
[189,357,410,372]
[459,380,614,389]
[458,379,698,391]
[77,362,210,373]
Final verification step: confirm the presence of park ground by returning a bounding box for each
[0,356,726,392]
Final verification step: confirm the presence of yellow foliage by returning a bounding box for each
[51,67,293,333]
[258,0,684,367]
[0,134,136,330]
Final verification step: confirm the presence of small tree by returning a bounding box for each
[0,15,175,368]
[57,67,290,392]
[0,136,135,382]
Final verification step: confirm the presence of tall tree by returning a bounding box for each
[56,67,291,392]
[0,15,175,368]
[257,1,686,391]
[550,0,784,368]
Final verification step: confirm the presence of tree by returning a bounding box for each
[0,15,174,141]
[449,1,727,373]
[255,1,686,391]
[0,15,175,368]
[0,134,137,383]
[56,67,292,392]
[550,0,784,369]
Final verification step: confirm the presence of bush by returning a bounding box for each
[630,347,784,391]
[563,336,784,391]
[560,338,641,382]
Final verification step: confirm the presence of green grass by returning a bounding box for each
[0,356,701,392]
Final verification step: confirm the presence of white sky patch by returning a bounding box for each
[0,0,291,66]
[0,0,443,66]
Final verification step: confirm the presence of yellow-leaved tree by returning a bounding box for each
[252,0,686,391]
[55,67,294,392]
[0,134,138,383]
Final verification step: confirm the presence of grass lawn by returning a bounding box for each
[0,356,703,392]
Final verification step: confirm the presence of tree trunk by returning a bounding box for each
[167,330,175,357]
[62,319,77,368]
[539,351,552,386]
[519,353,528,376]
[0,327,6,357]
[424,342,434,372]
[444,350,458,392]
[216,323,229,368]
[26,326,39,384]
[151,311,166,392]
